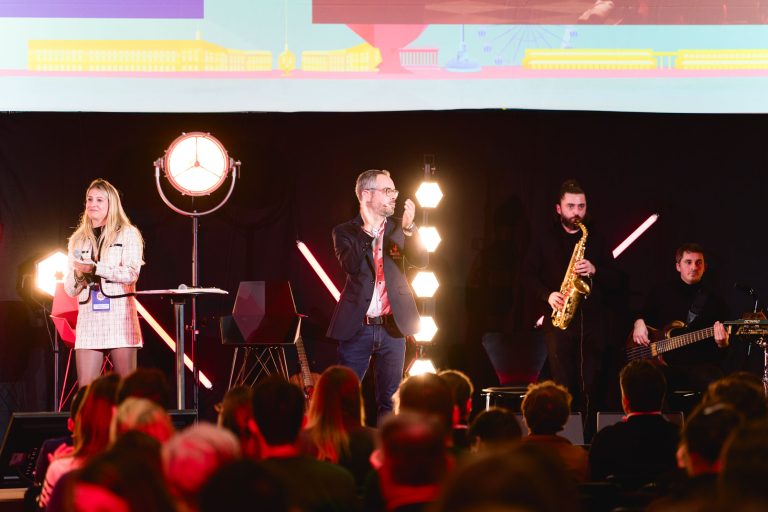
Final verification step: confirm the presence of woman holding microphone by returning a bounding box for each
[64,178,144,387]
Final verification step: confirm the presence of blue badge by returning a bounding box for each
[92,290,111,312]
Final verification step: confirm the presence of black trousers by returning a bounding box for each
[542,311,606,440]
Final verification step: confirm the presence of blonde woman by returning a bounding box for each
[64,179,144,387]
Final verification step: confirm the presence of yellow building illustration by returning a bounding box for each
[28,39,272,72]
[523,49,657,70]
[676,50,768,70]
[301,43,382,72]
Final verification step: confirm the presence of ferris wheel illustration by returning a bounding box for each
[476,25,578,66]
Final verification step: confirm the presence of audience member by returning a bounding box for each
[162,423,241,512]
[521,381,589,482]
[718,418,768,510]
[467,407,522,452]
[111,397,175,443]
[72,431,176,512]
[395,373,454,441]
[115,368,172,408]
[215,385,258,459]
[438,369,475,450]
[39,373,120,509]
[434,442,580,512]
[649,403,743,511]
[250,375,358,512]
[364,412,452,512]
[34,387,88,485]
[589,360,680,486]
[700,374,767,421]
[199,459,290,512]
[299,365,376,492]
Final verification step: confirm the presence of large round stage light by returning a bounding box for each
[163,132,230,196]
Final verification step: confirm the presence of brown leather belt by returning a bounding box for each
[364,315,392,326]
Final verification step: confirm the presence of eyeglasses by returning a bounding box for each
[366,187,399,197]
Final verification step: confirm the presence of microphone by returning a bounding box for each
[734,282,756,297]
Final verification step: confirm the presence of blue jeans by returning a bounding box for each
[338,323,406,420]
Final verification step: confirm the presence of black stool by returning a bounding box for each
[481,386,530,412]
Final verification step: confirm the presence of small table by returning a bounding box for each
[136,287,228,410]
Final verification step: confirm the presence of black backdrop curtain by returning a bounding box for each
[1,110,766,422]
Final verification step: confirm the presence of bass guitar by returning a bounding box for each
[626,317,768,363]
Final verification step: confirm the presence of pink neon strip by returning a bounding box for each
[612,214,660,259]
[135,301,213,389]
[296,241,341,302]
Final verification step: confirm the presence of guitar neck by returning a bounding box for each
[295,336,313,387]
[653,326,714,355]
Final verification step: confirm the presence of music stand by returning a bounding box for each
[221,281,301,390]
[136,286,227,410]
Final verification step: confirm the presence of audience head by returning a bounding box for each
[435,442,579,512]
[216,386,258,458]
[67,386,88,433]
[75,431,175,512]
[111,397,175,443]
[216,386,252,435]
[199,459,289,512]
[679,403,743,476]
[163,423,241,510]
[620,360,666,413]
[380,411,450,486]
[719,419,768,509]
[250,375,305,446]
[469,407,523,451]
[308,365,364,429]
[521,381,571,436]
[305,365,364,462]
[702,374,767,421]
[74,373,121,459]
[396,373,454,433]
[116,368,172,408]
[438,369,475,426]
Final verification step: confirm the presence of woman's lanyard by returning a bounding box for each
[78,231,134,304]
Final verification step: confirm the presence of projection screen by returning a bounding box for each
[1,0,768,113]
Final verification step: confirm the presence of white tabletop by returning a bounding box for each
[135,287,228,295]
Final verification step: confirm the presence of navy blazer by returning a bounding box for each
[326,215,426,341]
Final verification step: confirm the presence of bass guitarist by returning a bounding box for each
[631,243,730,392]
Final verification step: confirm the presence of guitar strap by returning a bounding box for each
[686,287,709,326]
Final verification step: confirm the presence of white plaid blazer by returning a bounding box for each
[64,225,144,349]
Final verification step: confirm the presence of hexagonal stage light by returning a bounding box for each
[414,315,438,342]
[36,250,69,297]
[412,271,439,298]
[418,226,441,252]
[415,182,443,208]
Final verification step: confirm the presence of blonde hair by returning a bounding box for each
[68,179,143,259]
[111,397,175,443]
[306,366,365,463]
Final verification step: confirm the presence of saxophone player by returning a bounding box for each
[523,179,618,439]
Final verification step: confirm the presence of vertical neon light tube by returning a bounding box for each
[612,214,660,259]
[296,240,341,302]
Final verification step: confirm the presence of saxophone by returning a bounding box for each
[551,221,591,330]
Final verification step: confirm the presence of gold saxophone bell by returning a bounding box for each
[551,222,590,330]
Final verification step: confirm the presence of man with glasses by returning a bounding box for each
[327,169,426,419]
